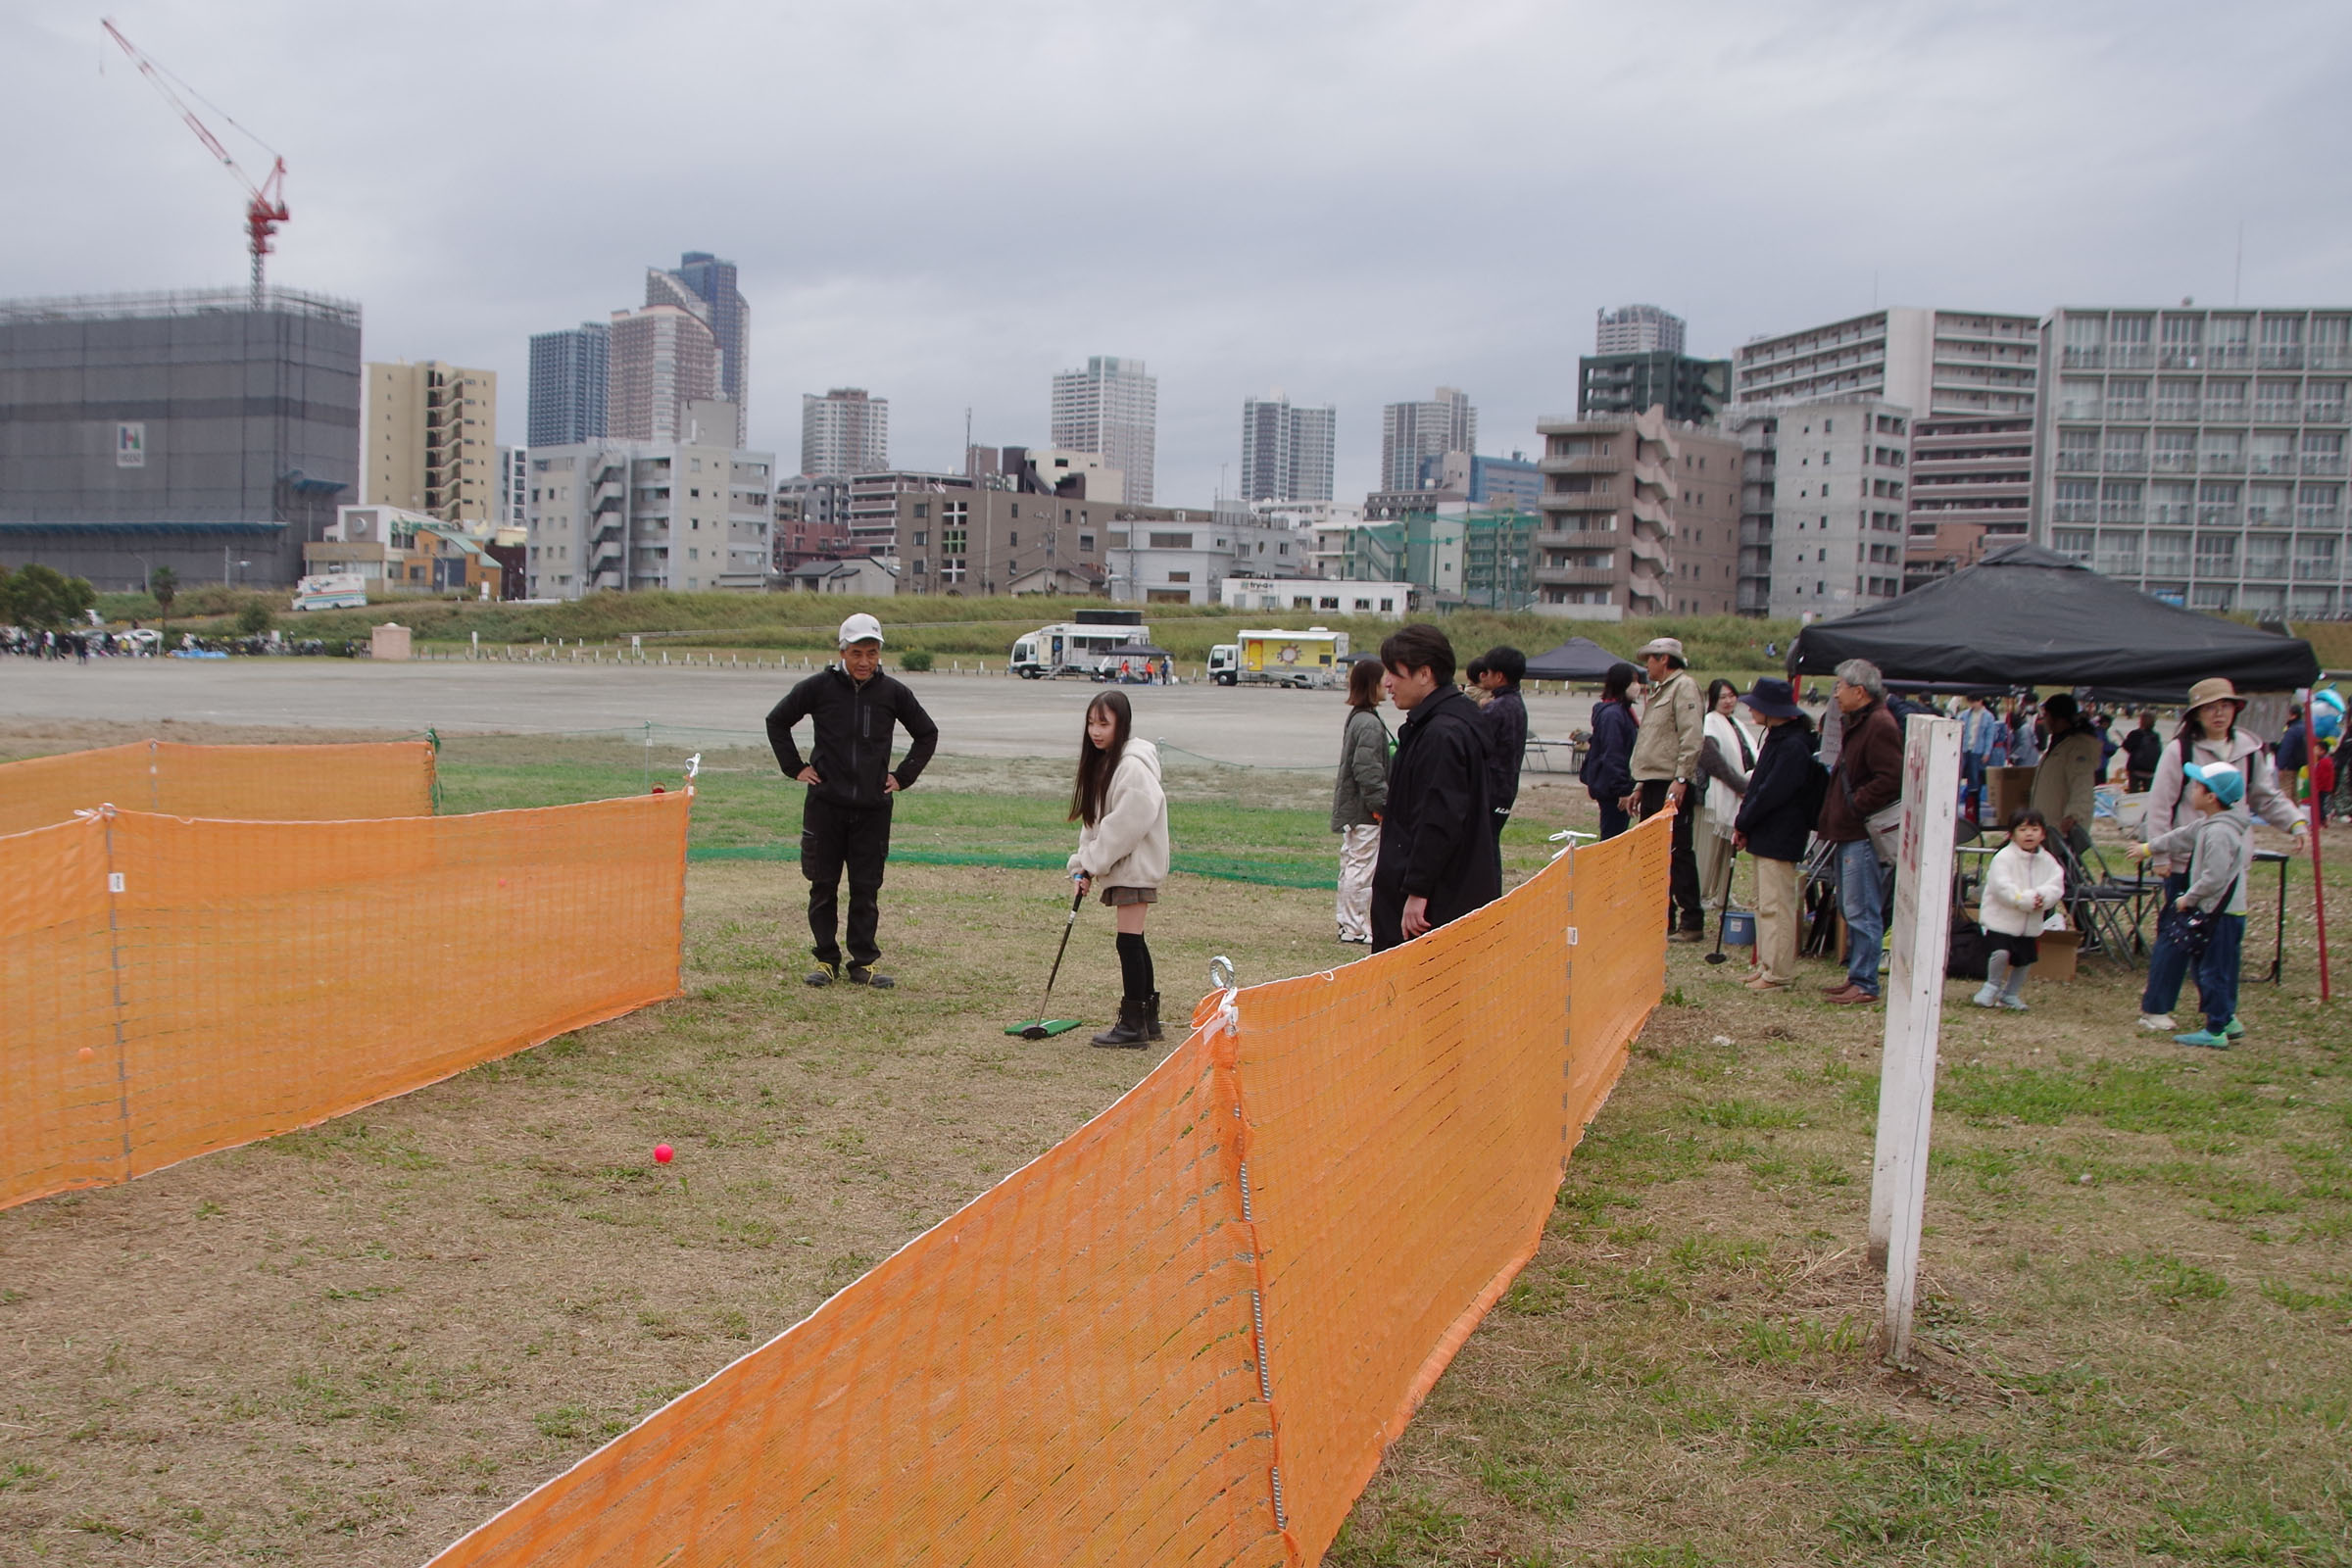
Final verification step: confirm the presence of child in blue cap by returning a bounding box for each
[2127,760,2253,1048]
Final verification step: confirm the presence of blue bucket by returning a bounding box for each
[1720,910,1757,948]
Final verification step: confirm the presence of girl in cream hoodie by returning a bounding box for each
[1067,691,1171,1048]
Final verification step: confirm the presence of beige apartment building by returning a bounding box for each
[364,360,499,521]
[1532,407,1740,619]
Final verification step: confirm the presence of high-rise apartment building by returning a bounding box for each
[666,252,749,439]
[0,286,362,588]
[1579,352,1731,425]
[523,406,774,598]
[2034,306,2351,617]
[1595,305,1687,356]
[1379,388,1476,492]
[497,445,528,530]
[802,388,889,478]
[364,360,499,522]
[1239,392,1336,503]
[606,301,720,444]
[1733,308,2039,594]
[1052,356,1158,504]
[1532,409,1740,619]
[1722,402,1914,619]
[527,322,609,448]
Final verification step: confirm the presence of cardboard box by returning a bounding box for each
[1984,765,2036,829]
[2036,927,2082,984]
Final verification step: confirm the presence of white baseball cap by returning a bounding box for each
[837,612,885,648]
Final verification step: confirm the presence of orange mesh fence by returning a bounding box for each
[0,739,436,836]
[424,813,1671,1568]
[0,792,689,1211]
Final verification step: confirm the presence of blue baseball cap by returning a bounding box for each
[2181,760,2245,807]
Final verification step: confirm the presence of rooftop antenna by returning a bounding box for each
[2233,220,2244,306]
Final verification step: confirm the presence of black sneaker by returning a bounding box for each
[847,964,896,990]
[805,962,841,987]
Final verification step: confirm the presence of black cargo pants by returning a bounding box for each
[802,793,893,968]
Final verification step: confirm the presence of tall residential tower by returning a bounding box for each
[364,360,499,521]
[1379,387,1476,492]
[1239,392,1336,503]
[802,388,890,478]
[527,321,609,448]
[1052,356,1157,504]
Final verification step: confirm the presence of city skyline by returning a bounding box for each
[7,1,2346,508]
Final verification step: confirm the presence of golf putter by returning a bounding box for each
[1013,880,1088,1040]
[1705,846,1738,964]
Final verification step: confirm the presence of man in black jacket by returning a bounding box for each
[765,612,940,988]
[1371,624,1500,953]
[1476,644,1529,848]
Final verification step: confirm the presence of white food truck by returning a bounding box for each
[1009,611,1160,678]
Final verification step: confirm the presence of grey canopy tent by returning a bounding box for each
[1523,636,1626,683]
[1788,543,2321,700]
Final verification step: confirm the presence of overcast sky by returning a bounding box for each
[7,0,2348,505]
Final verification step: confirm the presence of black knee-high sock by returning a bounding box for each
[1116,931,1153,999]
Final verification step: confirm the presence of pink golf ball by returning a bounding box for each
[653,1144,673,1165]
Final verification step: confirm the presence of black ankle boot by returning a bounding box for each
[1091,997,1150,1049]
[1145,992,1164,1042]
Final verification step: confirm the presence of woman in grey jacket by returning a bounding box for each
[1331,658,1392,944]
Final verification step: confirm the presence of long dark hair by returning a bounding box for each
[1347,657,1385,711]
[1602,661,1640,704]
[1069,690,1132,827]
[1705,677,1738,711]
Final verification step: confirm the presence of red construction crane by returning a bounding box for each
[101,18,288,307]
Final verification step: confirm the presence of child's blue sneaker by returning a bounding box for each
[2223,1015,2245,1040]
[2173,1028,2231,1050]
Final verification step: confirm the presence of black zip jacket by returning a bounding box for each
[765,665,940,809]
[1479,686,1528,815]
[1733,719,1820,862]
[1373,683,1500,925]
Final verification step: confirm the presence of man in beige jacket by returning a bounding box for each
[1622,635,1705,938]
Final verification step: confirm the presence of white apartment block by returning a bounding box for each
[802,388,889,479]
[2035,306,2352,616]
[1721,401,1913,620]
[1733,307,2039,594]
[497,444,527,529]
[1052,356,1157,504]
[1105,514,1309,606]
[1595,305,1686,356]
[1240,393,1337,503]
[524,409,774,597]
[1380,387,1476,492]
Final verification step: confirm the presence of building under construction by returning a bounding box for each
[0,286,362,589]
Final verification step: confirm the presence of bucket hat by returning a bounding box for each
[2185,676,2243,713]
[1737,677,1804,719]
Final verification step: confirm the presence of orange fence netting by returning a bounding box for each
[425,814,1670,1568]
[0,791,691,1211]
[0,738,437,837]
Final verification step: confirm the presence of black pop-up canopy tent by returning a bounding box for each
[1524,636,1626,682]
[1789,543,2321,700]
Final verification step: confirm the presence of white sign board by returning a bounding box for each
[1867,713,1962,1366]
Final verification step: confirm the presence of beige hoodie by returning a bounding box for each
[1068,738,1170,890]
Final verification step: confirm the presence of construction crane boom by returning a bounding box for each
[101,18,288,307]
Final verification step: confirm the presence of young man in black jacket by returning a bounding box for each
[1476,644,1529,847]
[1370,624,1500,953]
[765,612,940,988]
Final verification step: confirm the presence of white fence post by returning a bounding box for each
[1868,713,1962,1366]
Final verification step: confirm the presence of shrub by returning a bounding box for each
[235,602,275,636]
[899,649,934,672]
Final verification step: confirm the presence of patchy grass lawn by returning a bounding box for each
[2,720,2346,1567]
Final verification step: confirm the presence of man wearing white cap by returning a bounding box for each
[765,613,940,988]
[1624,635,1706,938]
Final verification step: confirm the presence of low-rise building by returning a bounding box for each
[1105,511,1318,605]
[1216,576,1410,617]
[524,408,774,597]
[305,505,506,597]
[783,556,898,595]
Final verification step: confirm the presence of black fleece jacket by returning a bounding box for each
[765,665,940,809]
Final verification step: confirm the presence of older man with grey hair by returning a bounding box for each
[1815,658,1903,1004]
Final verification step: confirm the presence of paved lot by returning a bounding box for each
[0,659,1603,768]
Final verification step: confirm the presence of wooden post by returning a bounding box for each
[1867,713,1962,1366]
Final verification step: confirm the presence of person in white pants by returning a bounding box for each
[1331,659,1393,944]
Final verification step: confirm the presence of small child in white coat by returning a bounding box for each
[1975,808,2066,1010]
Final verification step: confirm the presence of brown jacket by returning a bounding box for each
[1817,697,1902,843]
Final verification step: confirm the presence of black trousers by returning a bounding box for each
[801,794,892,967]
[1639,779,1703,932]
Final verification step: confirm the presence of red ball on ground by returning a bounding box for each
[653,1144,673,1164]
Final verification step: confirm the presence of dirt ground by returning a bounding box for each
[4,720,2346,1567]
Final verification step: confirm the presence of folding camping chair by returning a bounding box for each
[2057,838,2152,965]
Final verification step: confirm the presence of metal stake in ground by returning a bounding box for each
[1010,881,1088,1039]
[1704,845,1740,964]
